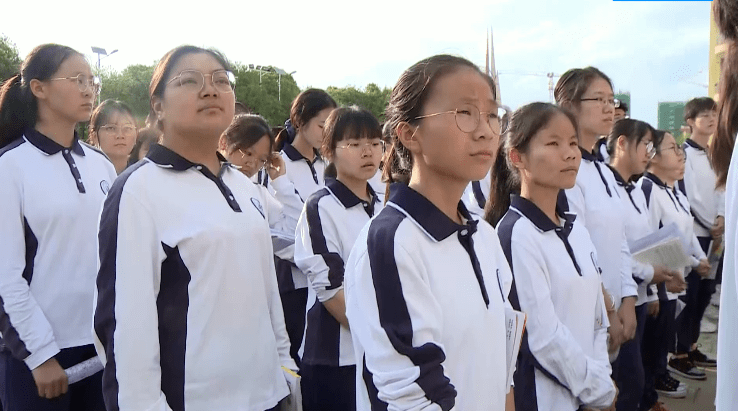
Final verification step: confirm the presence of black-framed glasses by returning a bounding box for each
[167,69,235,94]
[660,144,685,157]
[49,74,101,94]
[99,124,137,137]
[414,104,508,135]
[580,96,616,107]
[336,140,385,154]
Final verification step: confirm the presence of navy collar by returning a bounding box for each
[643,171,670,189]
[510,194,576,232]
[147,144,230,173]
[388,183,476,242]
[325,178,379,209]
[24,128,85,156]
[608,164,633,189]
[580,146,598,162]
[684,138,706,152]
[282,143,321,163]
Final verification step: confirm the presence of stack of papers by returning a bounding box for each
[628,223,691,272]
[505,306,526,392]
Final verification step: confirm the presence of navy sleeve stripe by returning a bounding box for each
[641,179,653,208]
[0,138,25,158]
[0,295,31,359]
[302,300,341,366]
[94,160,147,411]
[22,218,38,285]
[306,189,345,290]
[158,243,191,411]
[274,257,296,294]
[366,207,456,410]
[363,355,389,411]
[471,181,486,209]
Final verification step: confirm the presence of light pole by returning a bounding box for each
[91,47,118,104]
[275,68,296,102]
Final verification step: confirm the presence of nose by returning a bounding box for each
[201,75,219,97]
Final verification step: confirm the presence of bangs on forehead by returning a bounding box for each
[336,119,383,142]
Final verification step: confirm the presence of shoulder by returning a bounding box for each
[0,138,26,160]
[305,187,332,210]
[366,205,411,251]
[80,141,110,160]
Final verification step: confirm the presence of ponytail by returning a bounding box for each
[484,134,518,226]
[274,119,296,151]
[0,74,35,149]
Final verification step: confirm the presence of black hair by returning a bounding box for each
[683,97,717,123]
[0,44,81,148]
[614,100,628,113]
[554,67,613,111]
[711,0,738,187]
[221,114,274,153]
[274,88,337,150]
[651,129,669,158]
[606,118,655,159]
[126,126,161,166]
[484,102,578,226]
[382,54,497,200]
[321,105,382,179]
[89,99,136,145]
[149,45,231,131]
[234,101,251,115]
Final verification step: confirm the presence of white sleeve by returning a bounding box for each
[565,184,587,227]
[716,188,726,217]
[510,239,616,409]
[632,260,655,285]
[93,189,173,411]
[294,200,344,303]
[346,243,453,411]
[0,166,60,370]
[269,176,304,231]
[620,231,638,299]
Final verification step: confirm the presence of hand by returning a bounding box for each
[696,259,711,278]
[710,216,725,239]
[650,266,674,285]
[647,301,660,318]
[618,298,637,341]
[665,272,687,293]
[266,152,286,180]
[602,384,619,411]
[607,312,625,352]
[31,357,68,399]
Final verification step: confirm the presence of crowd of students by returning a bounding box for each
[2,2,738,410]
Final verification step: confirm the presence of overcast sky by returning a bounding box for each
[3,0,712,126]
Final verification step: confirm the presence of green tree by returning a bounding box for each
[0,34,22,82]
[97,64,155,121]
[232,64,300,127]
[326,83,391,121]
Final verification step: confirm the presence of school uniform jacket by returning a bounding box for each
[637,172,706,301]
[497,195,614,411]
[462,170,492,217]
[345,183,513,411]
[94,144,295,411]
[254,175,304,261]
[563,149,637,309]
[681,139,725,237]
[609,166,657,306]
[294,179,382,368]
[0,129,115,370]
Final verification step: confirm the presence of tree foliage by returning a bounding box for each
[326,83,392,121]
[0,34,22,82]
[97,64,155,121]
[232,64,300,127]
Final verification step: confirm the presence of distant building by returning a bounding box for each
[709,7,727,100]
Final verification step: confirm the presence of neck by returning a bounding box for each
[292,133,315,161]
[520,181,560,225]
[610,157,631,182]
[408,166,466,224]
[161,129,221,175]
[109,156,128,175]
[648,168,674,188]
[579,131,599,154]
[337,174,370,201]
[34,111,77,148]
[690,132,710,148]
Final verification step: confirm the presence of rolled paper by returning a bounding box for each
[65,356,104,384]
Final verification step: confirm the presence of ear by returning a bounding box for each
[396,121,421,154]
[686,118,696,129]
[151,97,165,125]
[89,130,98,146]
[617,135,627,150]
[29,79,47,100]
[217,135,227,152]
[509,148,524,169]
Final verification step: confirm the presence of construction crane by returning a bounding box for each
[497,71,561,103]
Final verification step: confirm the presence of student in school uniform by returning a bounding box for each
[267,89,337,366]
[0,44,114,411]
[87,99,138,174]
[554,67,639,361]
[489,102,616,411]
[605,119,686,410]
[675,97,722,367]
[345,54,514,411]
[463,169,492,216]
[294,106,384,411]
[93,45,296,411]
[637,130,709,401]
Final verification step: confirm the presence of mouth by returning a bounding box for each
[198,105,223,112]
[561,167,578,173]
[471,150,494,159]
[82,103,93,109]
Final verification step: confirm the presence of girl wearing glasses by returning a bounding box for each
[637,130,709,396]
[93,46,296,411]
[490,103,616,411]
[294,106,384,411]
[88,99,138,174]
[605,120,686,409]
[345,55,514,410]
[269,89,337,368]
[0,44,114,411]
[554,68,639,359]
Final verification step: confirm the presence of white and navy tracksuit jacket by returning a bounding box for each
[497,195,615,411]
[462,170,491,217]
[294,179,382,367]
[93,144,295,411]
[609,166,657,306]
[562,149,637,311]
[345,183,513,411]
[0,129,115,370]
[637,172,706,301]
[681,139,725,237]
[254,175,304,261]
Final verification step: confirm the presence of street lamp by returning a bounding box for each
[91,47,118,70]
[274,68,296,102]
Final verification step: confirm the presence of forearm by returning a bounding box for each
[323,289,349,328]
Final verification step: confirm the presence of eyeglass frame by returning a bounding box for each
[237,148,269,171]
[336,140,386,153]
[658,144,685,158]
[166,69,236,94]
[98,124,138,137]
[579,96,617,107]
[48,73,101,94]
[413,105,508,135]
